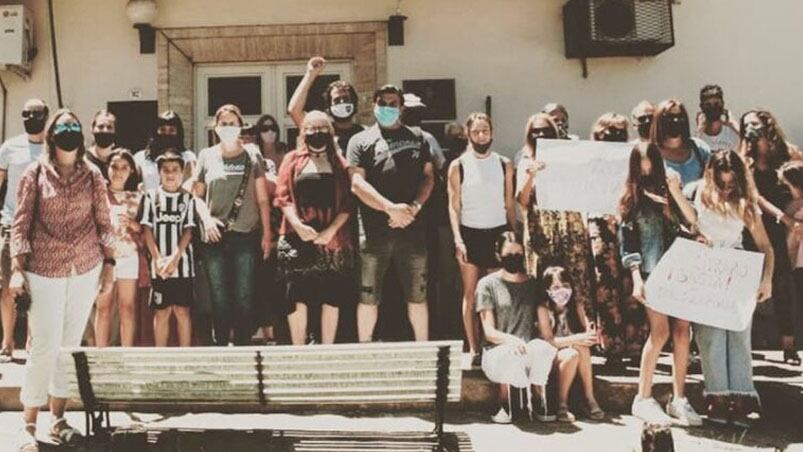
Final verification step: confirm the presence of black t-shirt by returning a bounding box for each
[86,150,110,181]
[336,123,366,157]
[347,124,432,240]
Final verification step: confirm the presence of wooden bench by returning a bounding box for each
[64,340,463,450]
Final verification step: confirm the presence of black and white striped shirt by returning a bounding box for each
[140,187,196,279]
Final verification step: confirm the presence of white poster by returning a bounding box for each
[535,139,632,216]
[644,238,766,331]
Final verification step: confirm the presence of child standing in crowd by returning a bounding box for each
[693,150,774,428]
[779,161,803,365]
[477,231,557,424]
[141,151,196,347]
[94,150,143,347]
[620,142,702,426]
[536,266,605,423]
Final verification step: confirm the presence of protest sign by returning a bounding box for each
[535,139,631,216]
[644,238,765,331]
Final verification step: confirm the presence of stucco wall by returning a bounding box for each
[1,0,802,156]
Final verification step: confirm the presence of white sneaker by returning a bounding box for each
[491,407,512,424]
[666,396,703,426]
[632,395,672,426]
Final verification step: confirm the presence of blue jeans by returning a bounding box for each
[694,322,758,399]
[204,231,259,346]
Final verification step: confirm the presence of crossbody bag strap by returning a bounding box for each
[225,151,253,231]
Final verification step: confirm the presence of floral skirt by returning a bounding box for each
[276,234,356,310]
[588,215,648,361]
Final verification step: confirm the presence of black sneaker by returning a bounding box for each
[532,387,556,422]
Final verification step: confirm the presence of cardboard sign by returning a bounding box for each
[644,238,765,331]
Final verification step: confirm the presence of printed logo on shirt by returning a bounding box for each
[374,139,422,159]
[155,212,185,223]
[223,162,246,175]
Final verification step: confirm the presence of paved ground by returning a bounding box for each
[0,408,800,451]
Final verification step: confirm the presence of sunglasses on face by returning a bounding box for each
[22,110,47,120]
[53,122,81,134]
[530,127,555,136]
[662,113,685,123]
[635,115,652,124]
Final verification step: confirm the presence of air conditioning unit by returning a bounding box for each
[563,0,674,58]
[0,5,35,79]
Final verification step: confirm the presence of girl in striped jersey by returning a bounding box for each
[140,150,196,346]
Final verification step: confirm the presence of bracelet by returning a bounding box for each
[103,257,116,267]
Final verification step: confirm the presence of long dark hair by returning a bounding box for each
[45,108,86,165]
[147,110,186,159]
[651,99,692,146]
[540,266,584,334]
[739,109,792,170]
[255,114,282,149]
[108,149,142,191]
[619,142,672,222]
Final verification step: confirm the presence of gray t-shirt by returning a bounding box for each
[475,271,538,346]
[0,134,43,225]
[195,143,267,233]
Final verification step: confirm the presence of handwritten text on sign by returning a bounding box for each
[644,238,765,331]
[535,139,631,216]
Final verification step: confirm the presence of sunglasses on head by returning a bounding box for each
[22,110,47,120]
[53,122,81,134]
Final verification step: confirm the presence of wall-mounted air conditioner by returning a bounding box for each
[0,5,35,79]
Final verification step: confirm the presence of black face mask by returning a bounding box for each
[702,105,724,123]
[602,128,628,142]
[94,132,116,148]
[528,128,557,147]
[24,118,46,135]
[662,114,687,139]
[471,139,492,154]
[54,131,83,152]
[637,121,652,140]
[151,134,181,153]
[306,131,330,150]
[501,253,526,274]
[744,123,766,142]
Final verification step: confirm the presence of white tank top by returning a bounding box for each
[459,151,507,229]
[694,189,745,249]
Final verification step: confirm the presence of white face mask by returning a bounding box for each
[215,125,241,146]
[330,102,355,120]
[261,130,277,144]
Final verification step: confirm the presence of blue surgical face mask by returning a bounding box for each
[374,105,400,128]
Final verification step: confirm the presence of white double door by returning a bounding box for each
[194,61,352,150]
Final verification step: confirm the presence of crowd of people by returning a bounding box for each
[1,56,802,449]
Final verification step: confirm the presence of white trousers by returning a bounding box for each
[20,264,101,407]
[481,339,557,388]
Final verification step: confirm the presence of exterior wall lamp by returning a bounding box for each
[126,0,157,54]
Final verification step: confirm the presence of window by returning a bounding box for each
[195,63,352,150]
[207,76,261,116]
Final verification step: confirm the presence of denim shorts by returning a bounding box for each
[359,233,428,305]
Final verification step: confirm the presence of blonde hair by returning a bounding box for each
[700,149,759,223]
[590,112,628,140]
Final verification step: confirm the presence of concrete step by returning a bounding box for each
[2,351,801,417]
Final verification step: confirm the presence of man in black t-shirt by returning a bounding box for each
[347,84,435,342]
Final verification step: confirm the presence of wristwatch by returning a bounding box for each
[103,257,116,267]
[411,201,422,212]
